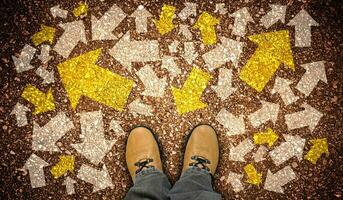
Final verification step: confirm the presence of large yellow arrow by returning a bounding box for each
[244,163,262,185]
[57,48,134,111]
[239,30,294,92]
[171,67,211,115]
[253,128,279,148]
[50,155,75,179]
[305,138,328,164]
[31,25,56,46]
[154,4,176,35]
[21,84,55,114]
[193,12,219,45]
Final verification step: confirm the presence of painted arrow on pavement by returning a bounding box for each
[264,166,296,193]
[131,5,152,33]
[229,138,254,162]
[128,98,153,117]
[227,172,244,193]
[92,4,126,40]
[32,112,74,152]
[10,103,30,127]
[21,84,55,114]
[179,24,193,40]
[230,7,253,37]
[24,154,49,188]
[178,2,197,21]
[50,5,68,19]
[50,155,75,179]
[31,25,56,46]
[253,146,268,162]
[285,103,323,132]
[253,128,278,148]
[216,108,245,136]
[295,61,327,97]
[305,138,328,164]
[260,4,287,28]
[248,100,279,128]
[244,163,262,185]
[63,177,76,195]
[271,77,299,105]
[212,68,237,101]
[193,12,219,45]
[181,42,198,65]
[12,44,36,73]
[287,9,319,47]
[136,65,168,98]
[154,4,176,35]
[77,164,113,192]
[38,45,52,64]
[269,134,305,166]
[161,56,181,79]
[35,67,54,84]
[109,119,125,136]
[58,48,134,111]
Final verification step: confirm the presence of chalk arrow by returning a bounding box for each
[72,111,115,165]
[179,24,193,40]
[260,4,287,28]
[253,146,268,162]
[21,84,55,114]
[269,134,305,166]
[285,103,323,132]
[161,56,181,79]
[230,7,253,37]
[193,12,219,45]
[215,3,228,15]
[253,128,278,148]
[128,98,153,117]
[77,164,113,192]
[172,67,211,115]
[239,30,294,92]
[178,2,197,21]
[287,9,319,47]
[212,68,237,101]
[24,154,49,188]
[181,42,198,65]
[58,48,134,111]
[136,65,167,98]
[248,100,279,128]
[131,5,152,33]
[63,177,76,195]
[38,45,52,64]
[50,5,68,19]
[227,172,244,193]
[32,112,74,152]
[53,20,87,58]
[109,32,160,72]
[91,4,126,41]
[244,164,262,185]
[109,119,125,136]
[50,155,75,179]
[154,4,176,35]
[295,61,327,97]
[35,67,55,84]
[271,77,299,105]
[216,108,245,136]
[12,44,36,73]
[305,138,328,164]
[229,138,254,162]
[10,103,30,127]
[264,166,296,193]
[32,25,56,46]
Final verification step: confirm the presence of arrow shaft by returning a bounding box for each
[135,17,148,33]
[29,170,46,188]
[296,71,319,96]
[269,142,294,166]
[294,26,312,47]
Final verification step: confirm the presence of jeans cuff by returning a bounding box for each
[134,167,163,183]
[182,166,211,177]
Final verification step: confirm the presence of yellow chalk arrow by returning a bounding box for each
[73,2,88,17]
[154,4,176,35]
[239,30,294,92]
[57,48,134,111]
[253,128,278,148]
[193,12,219,45]
[244,164,262,185]
[31,25,56,46]
[305,138,328,164]
[21,84,55,115]
[51,155,75,179]
[171,67,211,115]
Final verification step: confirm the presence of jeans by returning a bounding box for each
[124,167,222,200]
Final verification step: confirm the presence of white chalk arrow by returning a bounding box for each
[109,32,160,72]
[178,2,197,21]
[35,67,54,84]
[11,103,30,127]
[229,138,254,162]
[92,4,126,41]
[269,134,305,166]
[38,45,52,64]
[295,61,327,96]
[77,164,113,192]
[128,98,153,117]
[216,108,245,136]
[136,65,168,98]
[131,5,152,33]
[215,3,228,15]
[230,7,253,37]
[54,20,87,58]
[227,172,244,193]
[63,177,76,195]
[50,5,68,19]
[253,145,268,163]
[203,37,244,70]
[161,56,181,79]
[33,112,74,152]
[287,9,319,47]
[179,24,193,40]
[109,119,125,136]
[248,101,279,128]
[24,154,49,188]
[285,103,323,132]
[264,166,296,193]
[271,77,299,106]
[182,42,198,65]
[212,68,237,101]
[72,111,115,165]
[12,44,36,73]
[260,4,287,28]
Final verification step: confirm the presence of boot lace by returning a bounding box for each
[189,155,210,171]
[134,158,154,174]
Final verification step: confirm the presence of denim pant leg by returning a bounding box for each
[124,168,172,200]
[168,167,222,200]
